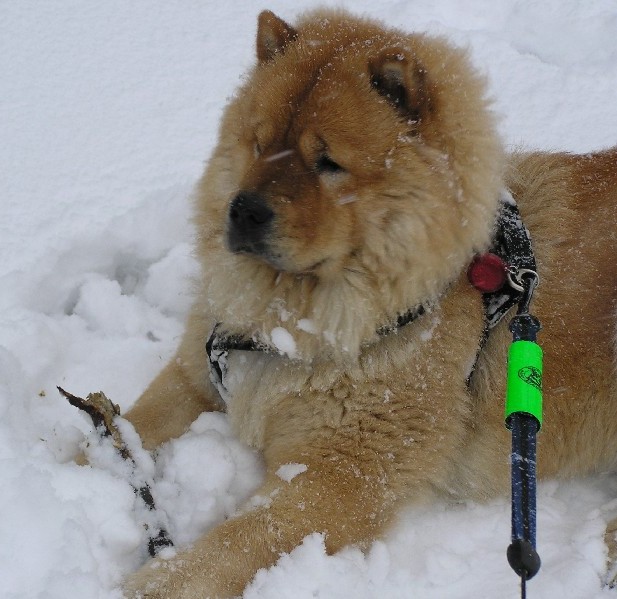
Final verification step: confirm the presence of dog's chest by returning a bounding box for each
[212,349,308,448]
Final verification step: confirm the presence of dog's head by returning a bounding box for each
[195,10,503,356]
[214,11,501,279]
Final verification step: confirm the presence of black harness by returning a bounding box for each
[483,191,537,328]
[206,190,536,395]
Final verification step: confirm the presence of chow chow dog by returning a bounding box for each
[123,8,617,597]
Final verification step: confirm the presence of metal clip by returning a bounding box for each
[507,267,540,317]
[507,267,540,293]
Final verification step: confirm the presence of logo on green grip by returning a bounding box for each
[518,366,542,391]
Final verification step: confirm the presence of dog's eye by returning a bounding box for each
[315,154,344,174]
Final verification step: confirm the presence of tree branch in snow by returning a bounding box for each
[57,386,173,557]
[58,387,130,458]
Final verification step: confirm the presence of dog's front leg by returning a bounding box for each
[123,374,472,599]
[122,435,401,598]
[125,308,222,450]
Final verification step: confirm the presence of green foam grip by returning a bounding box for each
[505,340,543,430]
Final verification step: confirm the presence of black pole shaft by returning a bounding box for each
[507,413,541,580]
[510,413,537,545]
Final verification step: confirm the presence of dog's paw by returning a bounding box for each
[123,556,190,599]
[122,552,224,599]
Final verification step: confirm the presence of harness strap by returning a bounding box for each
[483,190,537,329]
[205,328,268,396]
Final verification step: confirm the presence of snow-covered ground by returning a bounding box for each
[1,1,617,597]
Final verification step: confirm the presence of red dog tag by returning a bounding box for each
[467,253,508,293]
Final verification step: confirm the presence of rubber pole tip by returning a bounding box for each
[507,539,541,580]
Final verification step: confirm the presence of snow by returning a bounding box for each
[297,318,318,334]
[1,1,616,597]
[276,463,308,483]
[270,327,298,358]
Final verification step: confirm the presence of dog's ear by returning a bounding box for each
[256,10,298,62]
[369,49,431,125]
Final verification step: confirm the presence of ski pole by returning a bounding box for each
[504,270,542,598]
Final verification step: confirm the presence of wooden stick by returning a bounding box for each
[58,386,173,556]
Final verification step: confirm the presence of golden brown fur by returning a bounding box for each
[123,9,617,597]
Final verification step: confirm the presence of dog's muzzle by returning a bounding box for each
[226,192,274,256]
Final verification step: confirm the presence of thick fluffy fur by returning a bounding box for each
[123,10,617,597]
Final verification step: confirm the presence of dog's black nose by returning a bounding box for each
[227,192,274,254]
[229,192,273,228]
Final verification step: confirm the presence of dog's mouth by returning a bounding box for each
[227,225,329,275]
[227,234,273,261]
[227,234,325,275]
[228,238,286,270]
